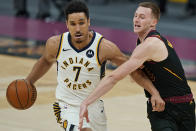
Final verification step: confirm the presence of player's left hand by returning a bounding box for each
[78,102,90,130]
[151,94,165,112]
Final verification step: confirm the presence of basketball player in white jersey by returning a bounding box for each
[25,1,164,131]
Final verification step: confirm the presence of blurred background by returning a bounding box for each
[0,0,196,78]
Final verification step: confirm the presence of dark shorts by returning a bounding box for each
[147,100,195,131]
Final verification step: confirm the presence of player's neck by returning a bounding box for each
[72,32,93,50]
[138,28,155,42]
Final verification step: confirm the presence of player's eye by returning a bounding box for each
[70,22,76,26]
[79,22,84,25]
[140,15,145,19]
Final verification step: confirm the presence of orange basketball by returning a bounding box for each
[6,79,37,110]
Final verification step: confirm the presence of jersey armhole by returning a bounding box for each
[150,35,173,48]
[96,36,104,66]
[56,34,64,60]
[148,35,163,41]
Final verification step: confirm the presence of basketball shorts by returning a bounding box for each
[147,100,195,131]
[53,100,107,131]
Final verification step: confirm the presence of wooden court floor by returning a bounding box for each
[0,54,196,131]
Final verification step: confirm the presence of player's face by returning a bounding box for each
[66,12,90,44]
[133,6,156,34]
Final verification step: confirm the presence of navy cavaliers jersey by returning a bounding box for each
[137,30,192,98]
[55,31,106,106]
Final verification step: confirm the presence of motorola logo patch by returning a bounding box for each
[86,49,94,58]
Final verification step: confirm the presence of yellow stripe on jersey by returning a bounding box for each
[96,36,103,66]
[163,67,183,80]
[167,40,173,48]
[56,33,64,60]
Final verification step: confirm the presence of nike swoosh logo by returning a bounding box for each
[62,49,71,51]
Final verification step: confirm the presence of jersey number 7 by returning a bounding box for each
[73,66,81,82]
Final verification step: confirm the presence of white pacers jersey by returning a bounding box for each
[56,31,106,106]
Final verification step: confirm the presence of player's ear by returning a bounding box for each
[151,18,157,27]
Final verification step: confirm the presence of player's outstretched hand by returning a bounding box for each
[151,94,165,112]
[78,102,90,130]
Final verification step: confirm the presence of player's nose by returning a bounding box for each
[76,25,80,32]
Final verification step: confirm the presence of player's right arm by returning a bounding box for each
[99,38,165,111]
[26,35,61,84]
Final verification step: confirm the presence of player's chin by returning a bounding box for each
[133,28,140,33]
[76,39,83,44]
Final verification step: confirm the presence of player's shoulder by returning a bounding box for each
[47,35,61,44]
[139,36,166,57]
[100,38,117,49]
[46,35,61,48]
[44,35,61,55]
[99,38,121,55]
[145,36,164,48]
[94,31,121,52]
[100,38,123,58]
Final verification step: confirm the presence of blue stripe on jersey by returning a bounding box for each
[56,61,59,75]
[97,37,104,66]
[100,61,106,79]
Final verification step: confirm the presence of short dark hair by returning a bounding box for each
[64,0,89,20]
[139,2,160,21]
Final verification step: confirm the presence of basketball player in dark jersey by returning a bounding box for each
[79,2,195,131]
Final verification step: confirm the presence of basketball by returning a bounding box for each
[6,79,37,110]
